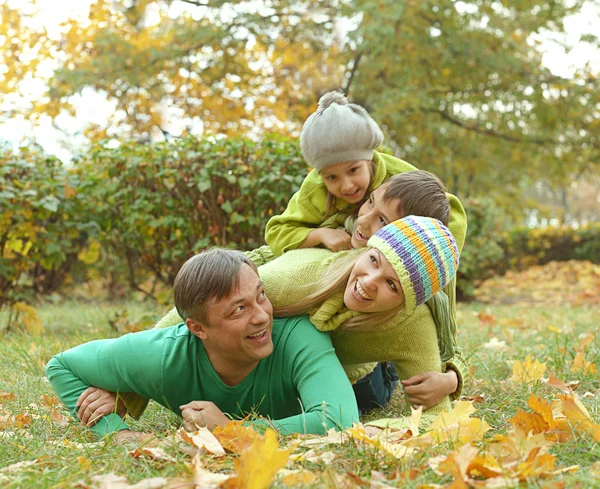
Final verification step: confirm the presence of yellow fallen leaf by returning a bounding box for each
[224,429,290,489]
[511,355,546,384]
[213,420,260,453]
[559,394,600,442]
[279,469,317,486]
[570,352,597,374]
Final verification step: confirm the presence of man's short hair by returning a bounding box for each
[174,248,258,323]
[382,170,450,225]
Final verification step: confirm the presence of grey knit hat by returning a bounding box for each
[300,91,384,171]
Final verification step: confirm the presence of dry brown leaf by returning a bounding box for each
[224,429,290,489]
[510,355,546,384]
[477,311,497,326]
[212,420,261,453]
[0,392,16,402]
[129,446,177,463]
[177,427,226,455]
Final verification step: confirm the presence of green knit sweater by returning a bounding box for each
[150,248,458,425]
[264,151,468,256]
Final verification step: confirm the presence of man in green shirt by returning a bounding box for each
[46,249,359,439]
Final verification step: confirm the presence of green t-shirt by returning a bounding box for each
[46,317,359,437]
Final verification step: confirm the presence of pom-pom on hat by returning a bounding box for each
[300,91,384,171]
[367,216,459,312]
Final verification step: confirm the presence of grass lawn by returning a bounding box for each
[0,299,599,488]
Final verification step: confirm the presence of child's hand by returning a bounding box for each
[401,371,458,410]
[314,228,352,252]
[76,387,127,426]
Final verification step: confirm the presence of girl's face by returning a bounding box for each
[344,249,405,313]
[320,160,372,204]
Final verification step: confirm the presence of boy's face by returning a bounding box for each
[351,184,403,248]
[320,160,371,205]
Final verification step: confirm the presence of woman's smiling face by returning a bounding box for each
[343,249,405,313]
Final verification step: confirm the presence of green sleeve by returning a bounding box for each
[244,245,276,267]
[254,319,359,434]
[45,331,165,437]
[264,171,331,256]
[425,285,469,401]
[121,309,185,419]
[446,193,467,253]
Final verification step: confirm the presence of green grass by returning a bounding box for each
[1,300,599,488]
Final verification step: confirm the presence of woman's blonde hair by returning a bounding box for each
[274,248,403,331]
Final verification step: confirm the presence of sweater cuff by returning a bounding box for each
[444,357,468,401]
[92,413,130,438]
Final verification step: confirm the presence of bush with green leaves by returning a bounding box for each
[72,134,306,293]
[0,147,99,311]
[457,197,508,299]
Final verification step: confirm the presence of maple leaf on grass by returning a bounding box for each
[224,429,291,489]
[212,420,261,453]
[510,355,546,384]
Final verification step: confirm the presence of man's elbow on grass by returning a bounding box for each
[45,355,129,438]
[321,402,359,432]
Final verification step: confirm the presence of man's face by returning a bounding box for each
[195,263,274,367]
[351,184,403,248]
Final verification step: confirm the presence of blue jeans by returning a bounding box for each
[352,362,399,415]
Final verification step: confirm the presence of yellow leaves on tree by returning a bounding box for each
[224,429,291,489]
[511,355,546,384]
[11,302,44,335]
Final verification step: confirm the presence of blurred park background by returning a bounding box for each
[1,0,600,327]
[2,2,600,487]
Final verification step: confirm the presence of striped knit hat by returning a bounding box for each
[367,216,459,310]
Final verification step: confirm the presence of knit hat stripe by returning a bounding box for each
[405,217,447,292]
[367,215,460,311]
[431,219,460,267]
[377,225,430,304]
[394,218,440,297]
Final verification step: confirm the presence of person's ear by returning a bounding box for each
[186,317,208,340]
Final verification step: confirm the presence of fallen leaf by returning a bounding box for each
[177,427,225,455]
[511,355,546,384]
[224,429,290,489]
[192,452,231,488]
[279,469,317,486]
[129,446,177,463]
[0,392,16,402]
[90,473,167,489]
[570,352,597,374]
[478,311,497,326]
[212,420,261,453]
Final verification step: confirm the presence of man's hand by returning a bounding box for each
[76,387,127,427]
[401,371,459,410]
[180,401,230,431]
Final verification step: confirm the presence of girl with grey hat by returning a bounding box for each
[264,91,467,262]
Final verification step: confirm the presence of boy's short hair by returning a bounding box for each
[382,170,450,225]
[174,248,258,323]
